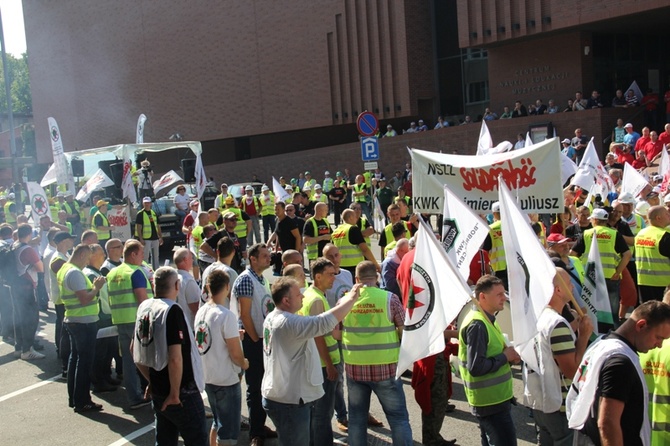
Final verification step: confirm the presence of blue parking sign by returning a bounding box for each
[361,137,379,161]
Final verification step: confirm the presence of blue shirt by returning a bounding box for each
[623,132,640,152]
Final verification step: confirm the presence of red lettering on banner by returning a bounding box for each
[108,212,129,226]
[460,159,536,193]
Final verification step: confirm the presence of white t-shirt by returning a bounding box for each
[325,268,353,308]
[174,193,190,211]
[177,269,200,328]
[194,303,242,386]
[200,262,238,309]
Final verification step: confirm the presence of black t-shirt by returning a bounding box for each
[612,220,633,239]
[303,200,316,218]
[566,223,592,242]
[149,304,196,397]
[303,217,332,257]
[347,224,366,246]
[206,230,242,273]
[582,334,643,446]
[328,187,346,204]
[136,209,159,240]
[291,216,305,236]
[275,216,298,252]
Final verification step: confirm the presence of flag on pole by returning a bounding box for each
[499,177,555,372]
[441,184,489,281]
[525,132,533,148]
[76,168,114,202]
[571,138,614,198]
[121,146,138,203]
[620,162,650,198]
[26,181,51,223]
[47,117,75,195]
[272,176,291,203]
[372,196,386,234]
[40,164,57,187]
[580,234,614,337]
[136,114,147,144]
[476,120,493,156]
[395,219,471,377]
[153,170,184,198]
[560,151,578,185]
[194,154,207,199]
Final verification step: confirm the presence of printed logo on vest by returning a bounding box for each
[136,307,155,347]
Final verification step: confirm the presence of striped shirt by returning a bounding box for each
[550,321,576,412]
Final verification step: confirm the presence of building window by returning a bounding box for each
[465,48,488,59]
[466,81,489,104]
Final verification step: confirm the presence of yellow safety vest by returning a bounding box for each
[458,309,513,407]
[305,217,330,260]
[217,193,234,212]
[353,184,367,203]
[635,226,670,287]
[383,221,410,246]
[341,286,399,365]
[583,226,620,278]
[4,201,15,225]
[107,263,154,325]
[136,209,159,240]
[58,263,98,320]
[93,211,111,241]
[331,224,364,267]
[226,207,247,238]
[640,338,670,446]
[489,221,506,272]
[298,286,340,367]
[259,193,275,216]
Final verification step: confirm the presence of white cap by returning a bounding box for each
[142,196,152,203]
[8,193,14,199]
[324,171,330,175]
[635,201,651,217]
[491,202,500,213]
[245,185,254,191]
[261,185,270,191]
[618,192,636,204]
[624,123,633,128]
[314,184,322,189]
[561,138,571,144]
[590,208,609,220]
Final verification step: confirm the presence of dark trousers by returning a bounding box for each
[153,389,208,446]
[0,283,14,338]
[13,281,38,353]
[92,316,117,385]
[422,354,449,445]
[36,272,49,311]
[243,334,267,438]
[262,215,276,242]
[478,406,517,446]
[65,321,97,408]
[55,304,71,371]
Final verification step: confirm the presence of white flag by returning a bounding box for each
[560,151,578,185]
[395,219,471,377]
[121,146,138,203]
[136,114,147,144]
[580,235,614,337]
[194,154,207,199]
[372,196,386,234]
[441,184,489,281]
[76,168,114,202]
[571,138,613,198]
[47,117,75,195]
[26,181,51,223]
[626,80,644,104]
[40,163,57,187]
[476,120,493,156]
[620,162,650,198]
[153,170,184,197]
[499,177,555,372]
[660,148,670,194]
[272,176,291,203]
[525,132,533,148]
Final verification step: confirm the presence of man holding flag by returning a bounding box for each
[458,275,520,446]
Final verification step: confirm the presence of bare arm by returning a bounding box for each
[553,317,592,378]
[598,397,625,446]
[199,240,215,259]
[291,228,302,251]
[133,287,149,304]
[359,243,380,271]
[162,344,183,411]
[225,337,249,370]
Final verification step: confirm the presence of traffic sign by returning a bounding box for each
[364,161,378,171]
[361,136,379,161]
[356,111,379,137]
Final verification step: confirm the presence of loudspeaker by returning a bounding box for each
[98,160,124,189]
[181,158,196,182]
[71,158,85,177]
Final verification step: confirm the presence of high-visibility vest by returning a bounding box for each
[489,221,506,272]
[458,309,513,407]
[136,209,159,239]
[384,240,397,257]
[322,177,334,193]
[58,263,98,320]
[192,225,204,259]
[93,211,111,241]
[226,207,247,238]
[341,287,399,365]
[4,201,15,225]
[583,226,620,278]
[107,263,154,325]
[305,217,330,260]
[217,193,234,212]
[640,338,670,446]
[62,201,80,222]
[568,256,585,284]
[331,224,364,267]
[383,221,410,246]
[50,203,60,221]
[297,286,340,367]
[259,193,275,216]
[358,216,371,245]
[353,184,367,203]
[635,226,670,287]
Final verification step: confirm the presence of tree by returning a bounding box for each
[0,53,32,115]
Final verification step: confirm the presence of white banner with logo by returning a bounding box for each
[410,138,562,213]
[76,168,114,202]
[26,181,51,223]
[153,170,183,197]
[47,117,75,194]
[108,205,132,241]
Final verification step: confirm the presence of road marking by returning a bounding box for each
[107,423,154,446]
[0,374,61,403]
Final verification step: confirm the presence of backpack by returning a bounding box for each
[0,241,17,285]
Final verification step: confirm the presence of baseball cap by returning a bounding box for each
[225,196,235,205]
[653,175,663,182]
[189,199,199,207]
[561,138,571,144]
[652,185,662,194]
[303,185,311,191]
[54,231,75,244]
[636,201,651,217]
[220,183,228,188]
[590,208,609,220]
[547,233,570,244]
[96,199,108,208]
[222,211,237,220]
[261,185,270,191]
[419,119,424,124]
[285,185,293,191]
[491,202,500,213]
[624,123,633,129]
[142,196,152,203]
[305,171,311,176]
[245,185,253,191]
[617,192,636,204]
[387,124,392,129]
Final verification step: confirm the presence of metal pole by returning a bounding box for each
[0,7,19,187]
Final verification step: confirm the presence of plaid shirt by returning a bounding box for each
[343,291,404,382]
[232,267,266,298]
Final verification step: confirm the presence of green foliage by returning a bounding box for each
[0,53,32,115]
[21,123,35,157]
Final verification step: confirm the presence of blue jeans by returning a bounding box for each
[347,376,413,446]
[533,409,573,446]
[117,323,144,405]
[478,406,517,446]
[263,397,314,446]
[262,215,276,242]
[205,382,241,444]
[243,334,266,438]
[152,390,208,446]
[311,363,341,445]
[65,321,97,408]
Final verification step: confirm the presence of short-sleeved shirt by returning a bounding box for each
[130,268,149,290]
[149,304,196,396]
[205,230,243,273]
[274,216,298,252]
[328,187,346,203]
[303,218,332,257]
[571,228,629,257]
[549,320,576,411]
[136,209,159,240]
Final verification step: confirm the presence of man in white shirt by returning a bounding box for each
[261,277,362,446]
[173,248,200,328]
[200,236,239,309]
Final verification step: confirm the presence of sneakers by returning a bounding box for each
[336,419,348,432]
[21,347,45,360]
[129,398,152,410]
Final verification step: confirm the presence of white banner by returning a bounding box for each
[660,148,670,194]
[560,151,578,185]
[571,139,614,198]
[272,176,291,204]
[410,138,562,213]
[76,168,114,202]
[476,120,493,156]
[121,146,138,204]
[441,184,489,281]
[108,205,132,241]
[40,163,57,187]
[26,181,51,223]
[395,220,471,377]
[136,114,147,144]
[153,170,183,197]
[47,117,75,194]
[499,177,555,373]
[195,154,207,199]
[372,196,386,234]
[620,162,650,198]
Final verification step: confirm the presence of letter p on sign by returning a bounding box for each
[361,137,379,161]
